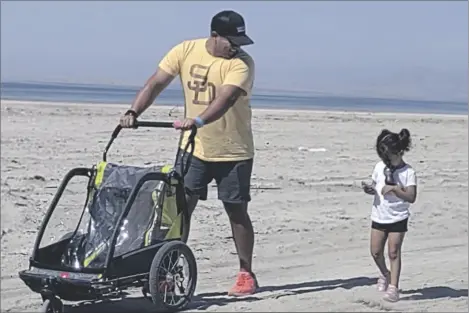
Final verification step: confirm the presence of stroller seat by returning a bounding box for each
[60,161,182,270]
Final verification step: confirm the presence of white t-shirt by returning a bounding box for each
[371,161,417,224]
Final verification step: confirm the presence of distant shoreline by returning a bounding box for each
[1,99,467,119]
[1,81,467,116]
[2,80,467,105]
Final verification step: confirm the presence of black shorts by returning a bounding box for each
[371,218,408,233]
[174,149,253,203]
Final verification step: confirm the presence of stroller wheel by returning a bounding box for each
[40,298,63,313]
[148,241,197,312]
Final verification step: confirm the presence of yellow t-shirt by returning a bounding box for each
[158,38,255,162]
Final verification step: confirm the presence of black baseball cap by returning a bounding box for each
[210,10,254,46]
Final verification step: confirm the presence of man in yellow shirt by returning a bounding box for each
[119,10,258,296]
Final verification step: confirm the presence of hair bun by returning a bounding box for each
[399,128,410,140]
[398,128,411,151]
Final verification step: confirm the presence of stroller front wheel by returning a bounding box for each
[148,240,197,312]
[40,298,63,313]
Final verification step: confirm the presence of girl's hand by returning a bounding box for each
[381,185,396,195]
[361,181,376,195]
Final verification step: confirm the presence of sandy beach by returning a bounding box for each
[1,99,467,312]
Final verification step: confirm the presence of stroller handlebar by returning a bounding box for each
[135,120,175,129]
[111,121,177,139]
[104,120,197,162]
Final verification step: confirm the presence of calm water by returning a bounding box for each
[1,81,467,114]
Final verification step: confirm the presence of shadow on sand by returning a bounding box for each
[400,286,468,301]
[65,276,375,312]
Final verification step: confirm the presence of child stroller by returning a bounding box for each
[18,121,198,312]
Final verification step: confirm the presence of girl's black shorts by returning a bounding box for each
[371,218,408,233]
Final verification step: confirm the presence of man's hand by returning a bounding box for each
[173,118,196,131]
[120,111,137,128]
[381,185,396,195]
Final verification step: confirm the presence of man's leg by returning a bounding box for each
[174,149,211,241]
[157,150,211,292]
[224,201,255,273]
[181,193,200,243]
[212,158,257,296]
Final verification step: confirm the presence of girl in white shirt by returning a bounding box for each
[362,128,417,302]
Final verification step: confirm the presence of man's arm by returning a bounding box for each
[198,84,246,124]
[129,42,184,116]
[130,69,175,116]
[197,58,253,126]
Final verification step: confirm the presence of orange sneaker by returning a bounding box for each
[228,271,259,297]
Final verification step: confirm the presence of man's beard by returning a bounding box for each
[227,47,239,58]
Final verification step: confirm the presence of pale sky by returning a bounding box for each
[1,1,467,101]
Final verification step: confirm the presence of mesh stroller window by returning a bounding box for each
[60,162,178,269]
